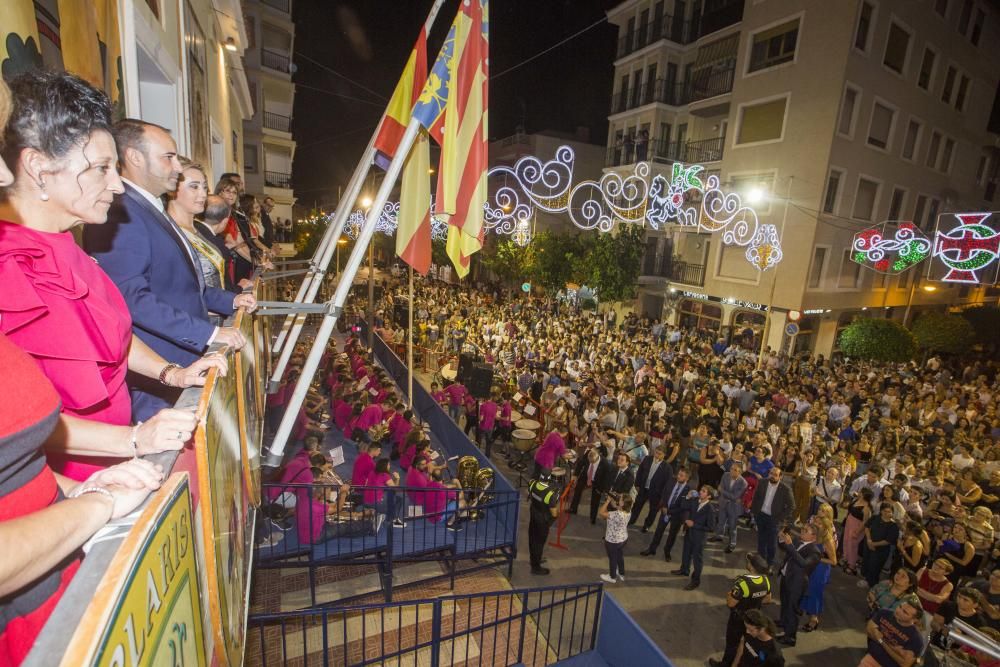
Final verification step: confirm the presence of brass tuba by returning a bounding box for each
[457,456,479,489]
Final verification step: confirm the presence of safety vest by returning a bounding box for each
[732,574,771,614]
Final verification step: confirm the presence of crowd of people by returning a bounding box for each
[371,274,1000,666]
[0,70,275,662]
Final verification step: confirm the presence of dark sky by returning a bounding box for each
[290,0,618,209]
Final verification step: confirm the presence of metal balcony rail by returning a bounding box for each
[605,134,724,168]
[261,48,291,73]
[263,111,292,132]
[610,67,734,114]
[261,0,291,13]
[616,1,744,58]
[671,261,706,287]
[246,583,603,666]
[265,170,292,188]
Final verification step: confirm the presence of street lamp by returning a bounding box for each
[361,195,373,209]
[756,176,794,369]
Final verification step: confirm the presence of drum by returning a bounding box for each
[509,410,523,423]
[512,429,537,452]
[550,467,567,484]
[441,364,458,381]
[515,419,541,431]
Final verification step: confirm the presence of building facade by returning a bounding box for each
[241,0,298,225]
[606,0,1000,356]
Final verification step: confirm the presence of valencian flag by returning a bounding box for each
[373,31,428,168]
[0,0,42,80]
[412,0,489,278]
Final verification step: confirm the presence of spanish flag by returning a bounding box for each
[397,130,432,275]
[373,31,427,167]
[412,0,489,278]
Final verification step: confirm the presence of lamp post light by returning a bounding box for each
[756,176,794,369]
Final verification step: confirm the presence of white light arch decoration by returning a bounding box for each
[343,199,448,241]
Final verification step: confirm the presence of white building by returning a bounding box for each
[241,0,298,224]
[606,0,1000,356]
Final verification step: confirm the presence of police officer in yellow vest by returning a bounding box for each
[710,551,772,667]
[528,472,559,575]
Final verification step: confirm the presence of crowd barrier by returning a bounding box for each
[246,583,604,667]
[254,481,520,604]
[25,281,268,667]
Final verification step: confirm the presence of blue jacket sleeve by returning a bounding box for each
[87,214,216,353]
[205,287,236,316]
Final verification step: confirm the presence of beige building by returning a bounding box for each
[241,0,298,225]
[606,0,1000,356]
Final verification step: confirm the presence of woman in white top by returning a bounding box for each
[599,493,633,583]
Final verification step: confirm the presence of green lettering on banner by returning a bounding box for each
[59,474,207,667]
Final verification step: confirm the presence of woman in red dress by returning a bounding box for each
[0,71,226,480]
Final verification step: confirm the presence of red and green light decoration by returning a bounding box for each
[851,222,931,274]
[932,212,1000,284]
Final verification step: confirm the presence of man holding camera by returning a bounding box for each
[672,484,716,590]
[776,522,822,647]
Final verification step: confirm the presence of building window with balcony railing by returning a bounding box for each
[265,170,292,188]
[261,48,290,73]
[262,0,291,14]
[748,19,799,73]
[264,111,292,132]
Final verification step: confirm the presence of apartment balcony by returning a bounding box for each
[261,0,291,13]
[609,67,734,115]
[615,0,744,59]
[606,135,725,168]
[261,48,291,74]
[263,111,292,132]
[265,170,292,189]
[641,251,673,279]
[671,261,706,287]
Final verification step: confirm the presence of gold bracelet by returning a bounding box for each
[158,363,181,385]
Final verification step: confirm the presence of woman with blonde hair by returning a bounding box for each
[801,513,837,632]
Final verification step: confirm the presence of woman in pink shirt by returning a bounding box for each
[533,428,568,478]
[478,395,499,457]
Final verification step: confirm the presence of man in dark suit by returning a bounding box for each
[629,446,672,531]
[569,448,612,524]
[607,450,635,495]
[673,484,716,590]
[85,120,255,420]
[260,196,276,249]
[750,467,795,566]
[775,522,822,647]
[641,467,695,561]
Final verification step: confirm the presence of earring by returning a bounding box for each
[39,181,49,201]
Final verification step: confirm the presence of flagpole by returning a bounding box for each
[408,264,414,407]
[269,118,425,461]
[267,0,449,392]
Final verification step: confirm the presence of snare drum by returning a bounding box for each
[512,429,537,452]
[550,467,567,485]
[515,418,541,431]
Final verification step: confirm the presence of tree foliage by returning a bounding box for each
[911,311,976,354]
[480,237,535,285]
[838,317,916,362]
[582,224,645,302]
[531,231,591,290]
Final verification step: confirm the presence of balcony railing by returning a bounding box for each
[616,1,744,58]
[261,0,290,13]
[265,170,292,188]
[261,48,291,73]
[263,111,291,132]
[606,135,725,168]
[671,261,706,287]
[610,67,734,114]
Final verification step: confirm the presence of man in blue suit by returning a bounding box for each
[673,484,716,590]
[85,120,255,420]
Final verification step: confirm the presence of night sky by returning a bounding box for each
[290,0,618,210]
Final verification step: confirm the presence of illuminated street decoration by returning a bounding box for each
[745,224,783,271]
[932,212,1000,284]
[344,199,448,241]
[567,161,649,232]
[851,222,932,274]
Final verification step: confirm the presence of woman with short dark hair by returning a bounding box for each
[0,70,224,480]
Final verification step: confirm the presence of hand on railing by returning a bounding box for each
[135,408,199,455]
[234,293,258,313]
[76,458,165,520]
[214,327,248,350]
[164,353,229,388]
